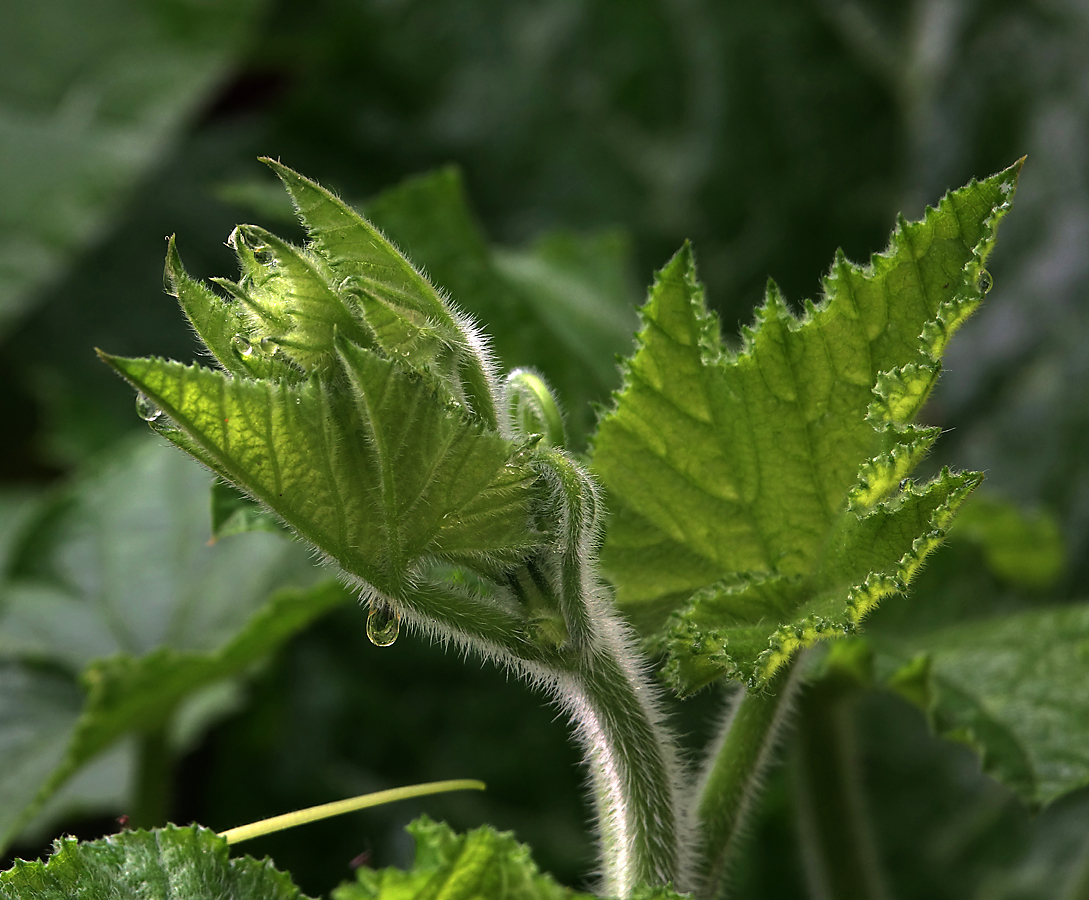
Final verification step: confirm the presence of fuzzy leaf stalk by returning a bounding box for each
[100,160,688,897]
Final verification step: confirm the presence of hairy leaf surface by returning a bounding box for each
[102,352,543,596]
[0,826,312,900]
[593,162,1022,690]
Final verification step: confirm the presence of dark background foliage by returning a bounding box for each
[2,1,1088,898]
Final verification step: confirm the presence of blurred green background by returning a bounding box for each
[1,1,1088,898]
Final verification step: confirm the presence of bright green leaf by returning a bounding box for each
[100,352,544,597]
[333,816,689,900]
[0,825,314,899]
[0,437,344,850]
[593,162,1022,689]
[332,816,594,900]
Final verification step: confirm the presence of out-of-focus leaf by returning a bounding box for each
[0,664,83,847]
[0,825,314,899]
[0,436,318,668]
[0,0,266,331]
[211,480,287,541]
[875,601,1089,807]
[0,579,350,848]
[949,494,1065,591]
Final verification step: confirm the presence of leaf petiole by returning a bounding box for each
[217,778,486,845]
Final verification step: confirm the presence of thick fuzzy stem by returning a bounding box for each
[557,635,686,896]
[695,661,803,899]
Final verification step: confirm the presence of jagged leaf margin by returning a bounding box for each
[0,825,313,900]
[593,162,1022,690]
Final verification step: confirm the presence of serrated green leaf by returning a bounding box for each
[873,602,1089,807]
[100,351,544,597]
[593,163,1021,689]
[0,825,314,899]
[333,816,689,900]
[332,816,594,900]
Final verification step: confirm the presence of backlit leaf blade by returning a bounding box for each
[667,470,981,691]
[262,159,498,427]
[99,353,544,595]
[593,162,1021,689]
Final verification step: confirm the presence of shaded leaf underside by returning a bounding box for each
[102,349,542,597]
[593,162,1021,689]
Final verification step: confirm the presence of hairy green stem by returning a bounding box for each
[130,724,172,829]
[793,681,889,900]
[396,577,685,895]
[695,661,803,899]
[557,638,685,896]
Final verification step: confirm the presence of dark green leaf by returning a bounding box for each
[876,601,1089,807]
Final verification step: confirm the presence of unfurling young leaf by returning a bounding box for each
[101,160,549,613]
[99,162,689,897]
[592,161,1023,693]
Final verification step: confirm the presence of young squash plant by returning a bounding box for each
[8,156,1072,900]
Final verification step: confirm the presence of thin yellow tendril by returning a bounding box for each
[218,778,486,845]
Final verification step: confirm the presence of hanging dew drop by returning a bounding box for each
[977,269,993,294]
[366,601,400,647]
[232,334,255,358]
[135,392,162,422]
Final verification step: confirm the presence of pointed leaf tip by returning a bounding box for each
[594,165,1021,689]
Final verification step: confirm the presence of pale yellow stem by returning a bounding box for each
[218,779,486,845]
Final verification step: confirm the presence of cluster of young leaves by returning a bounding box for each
[10,153,1089,900]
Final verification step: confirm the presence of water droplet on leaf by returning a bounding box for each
[232,334,254,358]
[366,601,400,647]
[135,393,162,422]
[977,269,993,294]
